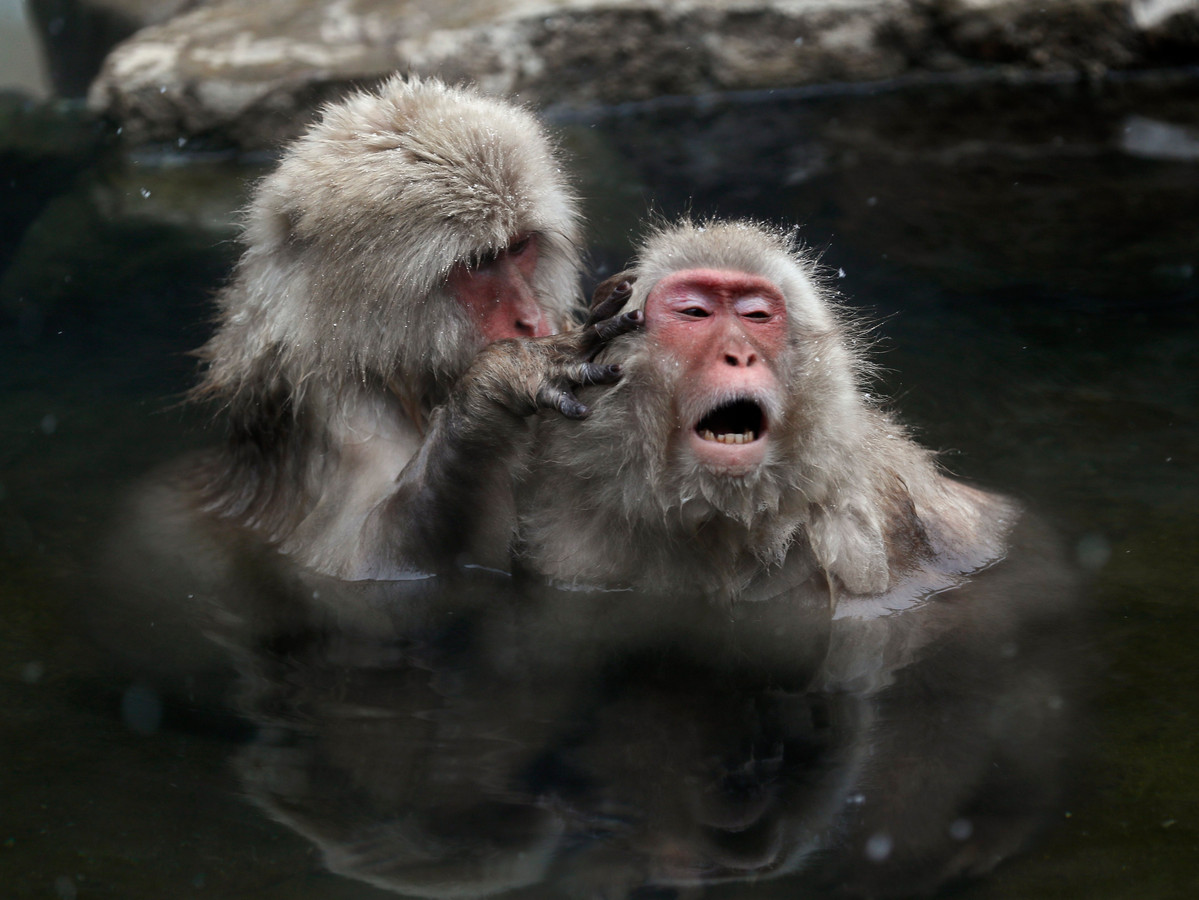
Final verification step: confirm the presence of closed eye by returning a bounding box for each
[681,307,710,318]
[742,311,771,320]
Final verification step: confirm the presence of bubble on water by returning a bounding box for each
[1075,533,1111,571]
[864,832,892,862]
[949,818,973,840]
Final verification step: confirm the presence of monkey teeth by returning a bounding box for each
[700,429,758,445]
[694,399,767,451]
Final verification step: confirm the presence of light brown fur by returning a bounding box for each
[515,221,1017,599]
[189,76,583,578]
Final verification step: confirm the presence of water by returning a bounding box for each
[2,73,1197,898]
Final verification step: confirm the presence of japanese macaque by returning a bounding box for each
[398,219,1017,602]
[189,75,583,579]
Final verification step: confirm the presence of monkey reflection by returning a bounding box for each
[185,75,584,580]
[218,531,1081,899]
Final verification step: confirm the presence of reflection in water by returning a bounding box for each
[96,489,1085,899]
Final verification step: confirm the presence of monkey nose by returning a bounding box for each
[723,348,758,367]
[512,300,552,337]
[515,313,552,337]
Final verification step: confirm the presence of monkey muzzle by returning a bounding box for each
[695,398,766,447]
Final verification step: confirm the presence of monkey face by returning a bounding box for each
[644,268,789,476]
[447,232,554,343]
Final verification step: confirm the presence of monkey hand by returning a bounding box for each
[454,304,643,424]
[588,271,637,326]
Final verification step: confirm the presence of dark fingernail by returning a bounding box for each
[608,364,622,376]
[624,310,644,323]
[614,280,632,295]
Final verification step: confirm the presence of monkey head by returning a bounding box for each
[199,75,582,413]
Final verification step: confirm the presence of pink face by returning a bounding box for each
[644,268,788,473]
[448,233,553,342]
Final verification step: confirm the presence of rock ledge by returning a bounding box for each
[88,0,1199,147]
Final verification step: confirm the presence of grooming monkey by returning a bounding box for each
[189,75,584,579]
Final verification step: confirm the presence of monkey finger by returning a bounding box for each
[568,362,623,387]
[597,308,645,341]
[537,385,590,419]
[583,309,644,358]
[586,278,636,326]
[588,271,637,319]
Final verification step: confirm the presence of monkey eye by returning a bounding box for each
[680,306,710,318]
[507,234,532,256]
[742,311,771,319]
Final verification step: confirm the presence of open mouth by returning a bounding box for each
[694,399,766,445]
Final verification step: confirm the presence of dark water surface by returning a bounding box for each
[1,74,1197,898]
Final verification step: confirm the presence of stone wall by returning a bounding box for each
[84,0,1199,147]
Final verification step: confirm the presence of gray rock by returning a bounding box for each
[86,0,1199,148]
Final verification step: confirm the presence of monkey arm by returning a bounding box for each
[370,308,644,577]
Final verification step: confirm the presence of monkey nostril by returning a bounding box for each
[725,354,740,366]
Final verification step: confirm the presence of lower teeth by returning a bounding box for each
[700,430,755,444]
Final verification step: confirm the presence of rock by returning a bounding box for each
[27,0,202,96]
[86,0,1199,148]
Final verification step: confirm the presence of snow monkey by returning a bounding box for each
[189,76,584,579]
[383,220,1016,605]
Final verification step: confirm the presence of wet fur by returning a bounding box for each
[190,76,582,577]
[518,221,1016,597]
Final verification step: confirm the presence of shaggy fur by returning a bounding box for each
[516,221,1016,598]
[191,76,583,578]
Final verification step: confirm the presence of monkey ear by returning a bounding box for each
[807,499,891,596]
